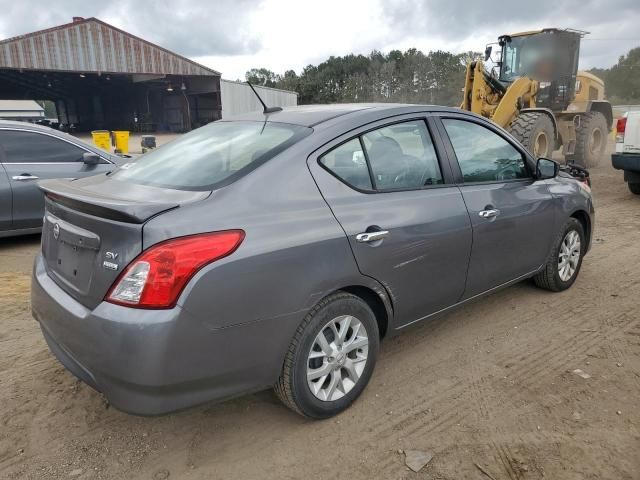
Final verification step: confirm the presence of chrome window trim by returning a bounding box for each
[0,127,113,165]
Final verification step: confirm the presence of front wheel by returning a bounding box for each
[534,218,585,292]
[628,182,640,195]
[508,112,555,158]
[274,292,379,418]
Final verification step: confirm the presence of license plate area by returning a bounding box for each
[50,242,94,288]
[43,214,100,296]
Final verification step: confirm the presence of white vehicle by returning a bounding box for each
[612,111,640,194]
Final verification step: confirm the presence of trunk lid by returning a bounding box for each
[39,174,209,309]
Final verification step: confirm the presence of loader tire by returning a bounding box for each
[508,112,555,158]
[566,112,607,168]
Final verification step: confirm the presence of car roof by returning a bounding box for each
[223,103,456,127]
[0,119,85,141]
[0,119,120,162]
[0,119,60,131]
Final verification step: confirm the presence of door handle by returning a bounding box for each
[356,230,389,243]
[479,209,500,219]
[12,174,39,181]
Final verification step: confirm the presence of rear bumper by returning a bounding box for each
[612,153,640,173]
[31,253,292,415]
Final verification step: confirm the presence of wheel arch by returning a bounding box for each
[587,101,613,130]
[337,284,393,339]
[570,209,592,247]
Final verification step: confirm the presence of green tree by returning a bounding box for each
[587,46,640,103]
[605,47,640,103]
[245,68,279,87]
[246,47,479,106]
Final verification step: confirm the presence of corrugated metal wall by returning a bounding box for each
[0,18,217,77]
[220,80,297,118]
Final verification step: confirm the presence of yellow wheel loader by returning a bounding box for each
[461,28,612,167]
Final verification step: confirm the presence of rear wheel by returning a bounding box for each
[508,112,555,158]
[274,292,379,418]
[566,112,607,168]
[534,218,585,292]
[628,182,640,195]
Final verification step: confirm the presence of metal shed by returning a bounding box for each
[0,100,44,120]
[0,17,221,132]
[220,80,298,118]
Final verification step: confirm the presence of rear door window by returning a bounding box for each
[112,121,311,191]
[0,130,86,163]
[319,138,372,190]
[319,119,443,192]
[362,121,442,190]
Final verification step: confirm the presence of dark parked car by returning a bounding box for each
[0,121,123,238]
[31,104,594,418]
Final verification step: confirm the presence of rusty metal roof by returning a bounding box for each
[0,17,219,76]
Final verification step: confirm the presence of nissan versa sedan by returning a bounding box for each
[0,120,123,238]
[31,104,594,418]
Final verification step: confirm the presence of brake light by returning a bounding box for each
[616,117,627,143]
[106,230,245,309]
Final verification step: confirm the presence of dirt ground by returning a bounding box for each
[1,145,639,480]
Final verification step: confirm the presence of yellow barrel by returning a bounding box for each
[112,130,130,154]
[91,130,111,151]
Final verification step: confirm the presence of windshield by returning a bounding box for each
[500,33,555,82]
[111,121,311,191]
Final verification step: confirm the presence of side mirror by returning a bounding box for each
[536,157,559,180]
[484,45,493,61]
[83,152,101,165]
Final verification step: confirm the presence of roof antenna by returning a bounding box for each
[246,81,283,114]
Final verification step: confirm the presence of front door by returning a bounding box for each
[0,129,105,229]
[438,116,556,298]
[309,117,472,326]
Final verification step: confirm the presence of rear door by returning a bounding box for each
[308,115,472,327]
[0,161,11,231]
[0,129,112,229]
[436,115,555,298]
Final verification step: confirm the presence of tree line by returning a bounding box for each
[589,47,640,104]
[246,46,640,106]
[246,49,478,106]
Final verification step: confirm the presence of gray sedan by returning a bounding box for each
[31,104,594,418]
[0,120,122,238]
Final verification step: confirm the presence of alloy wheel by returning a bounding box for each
[306,315,369,402]
[558,230,581,282]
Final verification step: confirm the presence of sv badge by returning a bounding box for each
[103,251,119,271]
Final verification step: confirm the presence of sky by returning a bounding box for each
[1,0,639,80]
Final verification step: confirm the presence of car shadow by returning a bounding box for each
[0,233,41,249]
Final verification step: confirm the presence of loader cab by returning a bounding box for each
[497,29,583,112]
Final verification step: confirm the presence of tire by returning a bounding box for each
[274,291,380,419]
[628,182,640,195]
[508,112,555,158]
[566,112,608,168]
[534,218,585,292]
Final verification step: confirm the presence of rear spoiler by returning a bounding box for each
[39,177,209,224]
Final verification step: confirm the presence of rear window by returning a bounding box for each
[111,121,311,190]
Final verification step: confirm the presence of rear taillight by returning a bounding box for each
[616,117,627,143]
[106,230,245,309]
